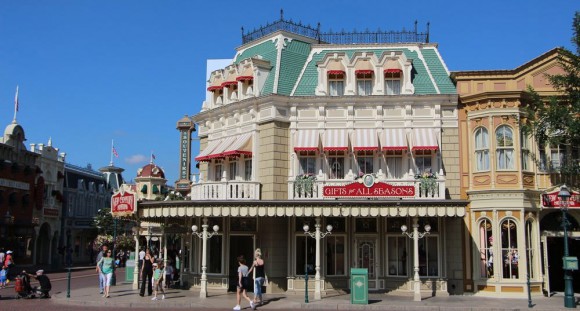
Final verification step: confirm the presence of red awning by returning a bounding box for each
[355,70,373,75]
[411,128,439,151]
[207,85,223,92]
[384,69,402,74]
[323,129,349,151]
[380,129,408,151]
[221,133,253,157]
[221,81,238,88]
[195,139,223,162]
[236,76,253,81]
[352,129,379,151]
[294,130,320,152]
[327,70,345,75]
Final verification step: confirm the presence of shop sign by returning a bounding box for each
[111,189,137,217]
[323,174,415,198]
[43,208,59,217]
[542,189,580,208]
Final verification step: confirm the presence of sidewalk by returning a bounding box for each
[50,281,580,310]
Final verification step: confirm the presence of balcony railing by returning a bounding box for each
[190,181,260,200]
[288,177,446,200]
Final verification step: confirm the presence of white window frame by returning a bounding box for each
[384,150,403,179]
[414,150,433,174]
[328,73,345,96]
[496,125,515,170]
[327,150,345,179]
[298,151,317,175]
[356,73,373,95]
[384,72,401,95]
[475,127,490,171]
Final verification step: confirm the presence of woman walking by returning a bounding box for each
[139,249,154,297]
[96,249,114,298]
[233,256,252,311]
[248,248,265,308]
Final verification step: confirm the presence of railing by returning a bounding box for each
[190,181,261,200]
[288,177,445,200]
[242,11,429,45]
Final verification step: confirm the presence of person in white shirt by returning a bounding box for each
[138,248,146,270]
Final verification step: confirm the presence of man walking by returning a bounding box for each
[95,244,108,295]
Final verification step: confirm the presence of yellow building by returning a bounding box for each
[453,48,580,297]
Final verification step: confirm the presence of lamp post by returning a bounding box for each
[132,226,140,290]
[191,218,219,298]
[401,217,431,302]
[66,229,72,298]
[558,185,575,308]
[303,217,333,301]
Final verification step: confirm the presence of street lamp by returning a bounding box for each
[303,217,333,301]
[401,218,431,302]
[191,218,219,298]
[558,185,575,308]
[131,226,140,290]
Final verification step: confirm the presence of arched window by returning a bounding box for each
[479,219,493,278]
[501,218,518,279]
[496,125,514,170]
[474,127,489,171]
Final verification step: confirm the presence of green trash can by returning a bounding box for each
[125,252,135,282]
[350,268,368,304]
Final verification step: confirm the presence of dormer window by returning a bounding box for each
[356,70,373,95]
[328,70,344,96]
[384,69,402,95]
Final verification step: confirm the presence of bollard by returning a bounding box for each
[67,267,71,298]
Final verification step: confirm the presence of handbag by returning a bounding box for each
[263,274,269,287]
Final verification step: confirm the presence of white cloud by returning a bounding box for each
[125,154,147,164]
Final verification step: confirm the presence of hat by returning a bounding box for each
[36,270,44,275]
[6,250,12,254]
[153,263,158,266]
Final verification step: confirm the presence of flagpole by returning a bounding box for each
[12,85,19,123]
[110,139,114,166]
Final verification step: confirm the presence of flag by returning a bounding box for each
[14,85,19,112]
[112,146,119,158]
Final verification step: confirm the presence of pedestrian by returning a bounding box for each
[95,244,108,294]
[4,250,14,280]
[23,269,52,298]
[248,248,265,308]
[139,249,154,297]
[0,266,7,288]
[0,248,5,268]
[233,255,252,311]
[151,262,165,300]
[165,261,174,288]
[96,248,114,298]
[138,248,146,270]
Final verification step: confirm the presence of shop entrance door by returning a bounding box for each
[355,237,378,290]
[228,235,254,292]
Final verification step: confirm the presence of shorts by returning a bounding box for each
[237,276,249,290]
[0,276,6,283]
[103,272,113,286]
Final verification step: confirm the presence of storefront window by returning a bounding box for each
[387,236,407,276]
[479,219,493,278]
[326,236,345,275]
[501,219,518,279]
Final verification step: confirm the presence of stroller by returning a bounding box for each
[15,271,51,299]
[14,272,33,299]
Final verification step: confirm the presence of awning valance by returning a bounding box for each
[195,139,223,162]
[355,70,373,75]
[141,204,466,218]
[236,76,253,81]
[411,128,438,151]
[384,68,402,74]
[294,130,320,152]
[323,129,348,151]
[221,81,238,88]
[222,132,253,157]
[381,129,408,151]
[352,129,378,151]
[327,70,345,75]
[207,85,223,92]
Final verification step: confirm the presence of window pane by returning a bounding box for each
[501,219,518,279]
[385,80,401,95]
[418,236,438,277]
[479,219,494,278]
[214,164,222,181]
[296,236,315,275]
[386,157,402,178]
[244,159,252,181]
[229,162,237,180]
[207,235,222,273]
[326,236,345,275]
[299,157,316,175]
[387,236,407,276]
[357,156,373,174]
[329,156,344,179]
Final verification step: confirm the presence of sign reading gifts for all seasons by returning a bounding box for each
[111,188,137,217]
[323,174,415,198]
[542,188,580,208]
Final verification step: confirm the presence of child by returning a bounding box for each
[0,266,7,288]
[151,262,165,301]
[233,256,253,311]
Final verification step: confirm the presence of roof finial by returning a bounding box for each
[48,137,52,147]
[280,9,284,21]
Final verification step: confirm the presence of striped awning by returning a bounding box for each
[323,129,349,151]
[352,129,378,151]
[411,128,439,151]
[195,139,223,162]
[222,132,253,157]
[207,136,237,159]
[381,129,408,151]
[294,130,320,152]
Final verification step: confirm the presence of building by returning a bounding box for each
[62,163,119,264]
[0,120,42,265]
[29,139,66,267]
[453,48,580,297]
[137,15,468,300]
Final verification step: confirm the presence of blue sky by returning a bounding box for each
[0,1,577,184]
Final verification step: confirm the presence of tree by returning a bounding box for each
[522,12,580,185]
[93,207,135,236]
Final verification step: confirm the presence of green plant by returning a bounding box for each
[294,173,316,196]
[415,171,438,195]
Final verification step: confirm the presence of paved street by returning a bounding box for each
[0,267,578,310]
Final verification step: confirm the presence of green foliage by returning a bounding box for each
[522,12,580,184]
[93,207,135,236]
[294,173,316,196]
